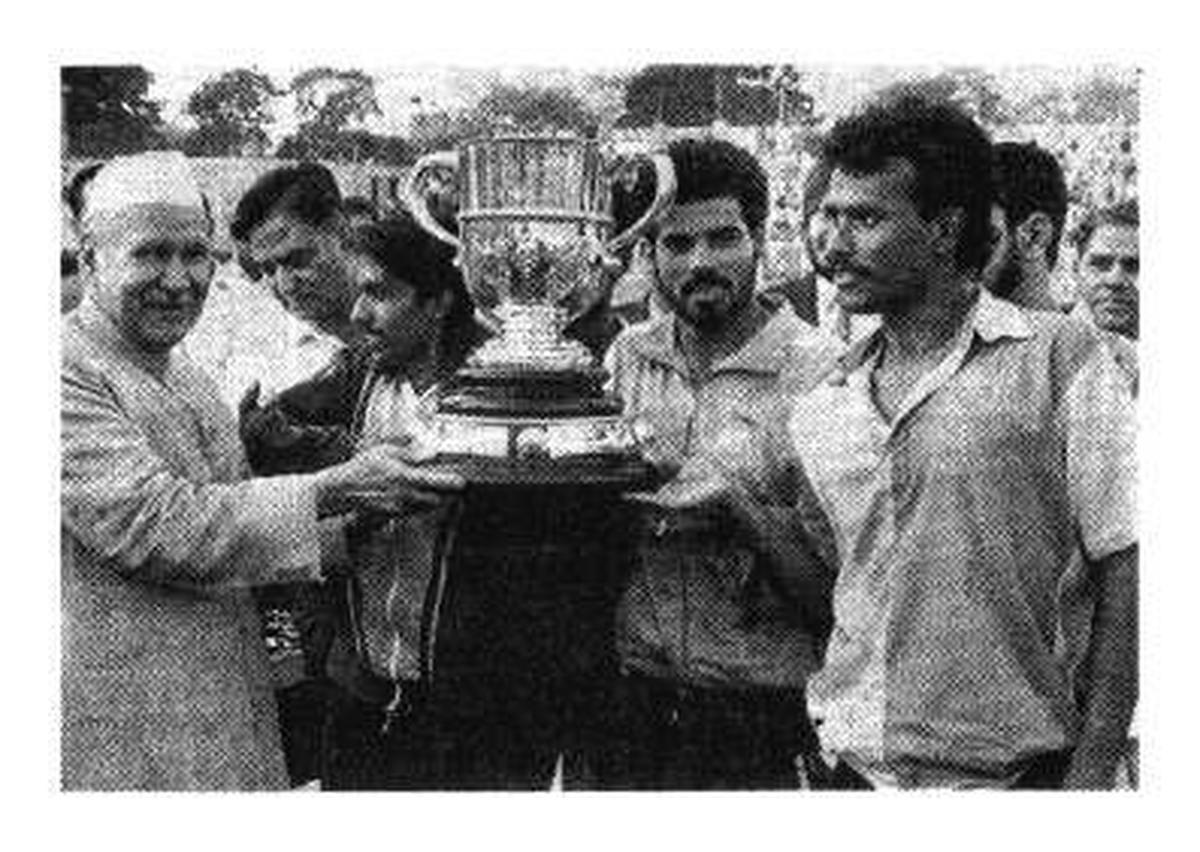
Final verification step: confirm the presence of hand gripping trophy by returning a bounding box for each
[405,131,675,485]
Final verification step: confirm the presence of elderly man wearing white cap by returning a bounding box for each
[60,151,463,790]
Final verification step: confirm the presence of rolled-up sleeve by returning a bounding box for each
[1066,345,1138,561]
[62,360,326,590]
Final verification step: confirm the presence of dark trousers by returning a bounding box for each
[818,750,1074,790]
[321,485,640,790]
[591,672,822,790]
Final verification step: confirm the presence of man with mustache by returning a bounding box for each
[1070,199,1139,391]
[794,95,1137,789]
[600,138,840,789]
[60,151,463,790]
[982,141,1069,312]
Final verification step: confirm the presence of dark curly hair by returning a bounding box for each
[663,137,769,235]
[348,214,478,371]
[993,141,1068,267]
[822,94,994,274]
[230,162,343,243]
[1070,198,1139,256]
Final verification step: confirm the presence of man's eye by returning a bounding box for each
[181,245,211,266]
[708,228,743,249]
[1121,258,1140,275]
[281,248,316,271]
[133,244,171,264]
[661,235,694,254]
[852,211,882,228]
[1088,256,1115,272]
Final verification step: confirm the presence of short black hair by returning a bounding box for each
[63,162,104,221]
[664,137,769,234]
[230,163,342,243]
[992,141,1069,267]
[1070,198,1139,256]
[348,214,477,368]
[822,94,994,274]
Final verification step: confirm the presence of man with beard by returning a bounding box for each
[982,141,1069,311]
[1070,199,1139,390]
[60,151,464,789]
[599,138,840,789]
[794,96,1136,789]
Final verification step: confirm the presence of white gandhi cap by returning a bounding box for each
[83,150,206,225]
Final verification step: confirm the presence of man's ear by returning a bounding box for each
[1017,211,1054,260]
[77,233,97,275]
[931,208,964,259]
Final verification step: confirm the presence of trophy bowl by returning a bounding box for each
[404,132,674,485]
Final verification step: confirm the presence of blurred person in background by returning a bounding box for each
[60,162,104,314]
[983,141,1070,312]
[229,163,377,786]
[1070,199,1139,391]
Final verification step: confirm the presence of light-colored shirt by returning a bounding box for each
[604,306,841,688]
[184,271,345,408]
[789,290,1136,787]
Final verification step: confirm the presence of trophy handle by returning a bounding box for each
[606,152,677,253]
[403,150,462,249]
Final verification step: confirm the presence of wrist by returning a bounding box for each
[313,464,351,517]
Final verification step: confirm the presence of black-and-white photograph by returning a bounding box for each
[56,56,1140,797]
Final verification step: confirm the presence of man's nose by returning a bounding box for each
[349,294,370,327]
[160,255,191,292]
[815,217,852,262]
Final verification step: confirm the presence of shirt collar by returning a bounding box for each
[629,305,816,377]
[832,288,1033,380]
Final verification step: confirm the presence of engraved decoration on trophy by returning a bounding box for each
[403,132,676,484]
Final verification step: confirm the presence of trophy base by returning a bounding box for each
[429,364,653,488]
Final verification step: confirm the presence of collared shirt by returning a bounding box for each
[790,290,1136,787]
[1070,300,1139,395]
[184,273,345,408]
[605,306,841,688]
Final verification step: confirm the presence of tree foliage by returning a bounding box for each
[182,68,281,156]
[873,67,1012,126]
[618,65,814,128]
[1071,73,1139,124]
[472,82,601,135]
[285,67,382,159]
[62,65,165,157]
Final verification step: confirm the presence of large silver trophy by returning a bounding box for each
[405,132,675,484]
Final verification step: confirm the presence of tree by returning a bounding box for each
[287,68,382,160]
[873,67,1011,126]
[62,65,165,157]
[472,82,602,135]
[1072,73,1139,124]
[617,65,811,128]
[182,68,281,157]
[1010,85,1073,125]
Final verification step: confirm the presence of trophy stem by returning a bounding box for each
[470,303,594,371]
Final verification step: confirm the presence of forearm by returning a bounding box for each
[1069,544,1139,787]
